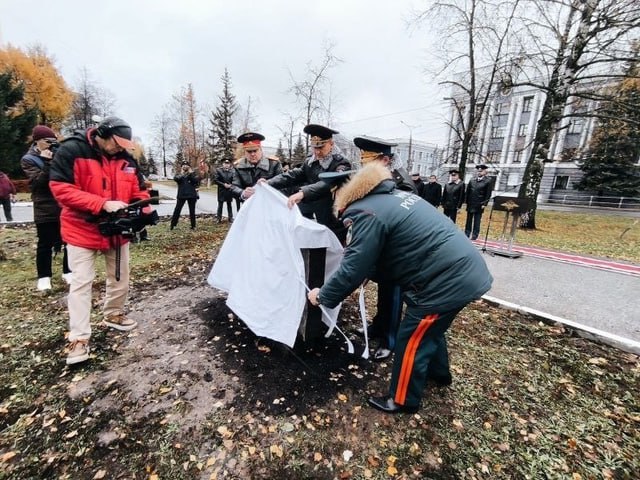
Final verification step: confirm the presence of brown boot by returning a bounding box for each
[65,339,90,365]
[103,314,138,332]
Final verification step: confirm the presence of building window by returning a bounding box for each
[513,150,524,163]
[495,102,509,116]
[568,118,584,135]
[518,124,528,137]
[491,126,505,138]
[487,151,500,163]
[522,96,534,112]
[553,175,570,189]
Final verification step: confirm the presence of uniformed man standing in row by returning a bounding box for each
[308,161,492,414]
[464,164,493,240]
[231,132,282,201]
[268,124,351,240]
[441,169,465,223]
[352,136,416,362]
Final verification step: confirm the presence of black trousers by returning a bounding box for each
[36,221,70,278]
[443,208,458,223]
[216,200,233,221]
[465,209,484,239]
[371,282,403,350]
[171,198,197,229]
[1,198,12,221]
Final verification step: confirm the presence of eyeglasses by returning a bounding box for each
[44,139,57,144]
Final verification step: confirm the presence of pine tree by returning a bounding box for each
[210,68,238,166]
[275,139,286,163]
[577,48,640,197]
[0,71,37,176]
[292,134,306,166]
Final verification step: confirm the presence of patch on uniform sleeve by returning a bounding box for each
[343,218,354,245]
[123,167,136,174]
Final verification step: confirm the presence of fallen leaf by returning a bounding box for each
[1,451,16,462]
[387,466,398,476]
[270,445,283,458]
[65,430,78,439]
[314,452,322,462]
[452,419,464,431]
[93,470,107,479]
[343,450,353,462]
[338,393,348,402]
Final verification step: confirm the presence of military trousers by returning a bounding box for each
[389,305,463,407]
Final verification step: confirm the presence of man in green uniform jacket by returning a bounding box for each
[308,162,493,414]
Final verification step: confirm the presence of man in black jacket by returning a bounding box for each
[441,169,465,223]
[170,162,201,230]
[423,175,442,208]
[268,124,351,239]
[465,164,494,240]
[352,136,417,362]
[411,172,425,198]
[214,160,235,223]
[232,132,282,201]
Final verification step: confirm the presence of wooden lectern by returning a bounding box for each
[484,196,532,258]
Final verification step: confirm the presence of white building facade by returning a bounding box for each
[443,84,599,199]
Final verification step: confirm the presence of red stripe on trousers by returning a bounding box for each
[395,313,439,405]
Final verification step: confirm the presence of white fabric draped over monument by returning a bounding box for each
[208,183,344,348]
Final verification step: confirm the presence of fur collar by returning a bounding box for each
[333,162,392,215]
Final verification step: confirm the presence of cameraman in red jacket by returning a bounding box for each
[50,117,151,365]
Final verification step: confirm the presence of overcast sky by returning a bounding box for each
[0,0,449,149]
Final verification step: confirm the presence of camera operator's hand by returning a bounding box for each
[103,200,128,213]
[40,149,54,160]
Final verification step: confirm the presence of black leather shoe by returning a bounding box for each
[428,373,453,386]
[372,347,392,362]
[368,396,419,414]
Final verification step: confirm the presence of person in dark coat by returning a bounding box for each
[170,161,201,230]
[423,175,442,208]
[214,160,235,223]
[441,169,465,223]
[267,124,352,240]
[231,132,282,201]
[465,164,494,240]
[21,125,72,291]
[0,170,16,222]
[411,172,425,198]
[353,136,417,362]
[308,162,492,414]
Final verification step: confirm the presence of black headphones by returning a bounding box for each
[96,117,129,139]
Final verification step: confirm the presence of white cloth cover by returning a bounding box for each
[207,183,345,348]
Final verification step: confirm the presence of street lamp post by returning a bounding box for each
[401,121,420,173]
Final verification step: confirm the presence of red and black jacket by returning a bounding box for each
[49,129,150,250]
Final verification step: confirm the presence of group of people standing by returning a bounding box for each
[411,164,494,241]
[9,117,493,417]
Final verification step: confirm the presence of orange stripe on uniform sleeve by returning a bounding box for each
[395,313,439,405]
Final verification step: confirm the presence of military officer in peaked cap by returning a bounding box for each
[464,164,493,241]
[267,123,351,241]
[231,132,282,201]
[352,135,417,362]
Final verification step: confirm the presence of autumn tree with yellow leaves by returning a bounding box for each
[0,44,73,128]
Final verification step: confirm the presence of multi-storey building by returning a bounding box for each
[443,84,599,199]
[391,139,443,177]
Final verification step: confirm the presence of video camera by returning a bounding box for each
[97,198,159,239]
[47,141,60,155]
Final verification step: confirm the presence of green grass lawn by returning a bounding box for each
[0,219,638,479]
